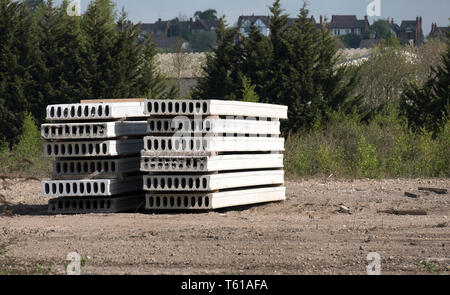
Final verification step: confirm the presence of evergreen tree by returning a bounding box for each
[81,0,117,98]
[136,31,177,99]
[401,31,450,134]
[265,0,289,106]
[191,18,243,100]
[242,22,272,102]
[281,3,318,131]
[314,18,362,120]
[0,0,39,143]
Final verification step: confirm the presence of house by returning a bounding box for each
[140,18,171,38]
[237,14,321,38]
[388,18,401,37]
[191,19,219,34]
[398,17,424,45]
[429,23,450,39]
[237,15,270,37]
[328,15,369,37]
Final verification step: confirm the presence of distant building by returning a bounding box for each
[328,15,370,37]
[141,18,171,38]
[398,17,424,45]
[429,22,450,39]
[191,19,219,34]
[237,15,271,37]
[237,14,321,38]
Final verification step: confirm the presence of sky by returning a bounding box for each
[57,0,449,35]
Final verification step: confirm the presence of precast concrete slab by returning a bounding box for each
[52,157,140,179]
[46,102,146,121]
[48,194,144,214]
[144,100,288,119]
[42,121,148,139]
[41,176,142,197]
[143,136,284,153]
[140,153,284,172]
[145,186,286,210]
[143,170,284,191]
[44,139,143,157]
[146,118,280,135]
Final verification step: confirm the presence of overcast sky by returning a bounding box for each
[58,0,449,35]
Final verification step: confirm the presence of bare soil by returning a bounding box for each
[0,177,449,275]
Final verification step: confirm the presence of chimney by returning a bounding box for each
[364,15,368,21]
[391,18,394,25]
[158,18,162,22]
[320,15,323,25]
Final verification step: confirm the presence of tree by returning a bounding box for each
[367,20,392,40]
[265,0,290,106]
[80,0,118,98]
[194,9,218,21]
[340,33,361,48]
[136,31,177,99]
[189,31,217,52]
[24,0,43,12]
[0,0,40,143]
[191,18,243,100]
[241,22,272,102]
[401,32,450,134]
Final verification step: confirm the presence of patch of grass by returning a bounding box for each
[421,260,438,274]
[433,222,448,228]
[285,110,450,179]
[0,243,6,256]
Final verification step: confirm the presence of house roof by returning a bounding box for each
[141,21,170,33]
[192,19,219,31]
[237,15,270,27]
[400,20,418,31]
[329,15,368,29]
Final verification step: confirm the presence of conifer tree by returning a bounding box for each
[242,22,272,102]
[401,31,450,133]
[136,31,177,99]
[192,17,243,100]
[81,0,117,98]
[266,0,290,106]
[0,0,39,143]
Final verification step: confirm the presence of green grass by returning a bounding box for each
[285,110,450,179]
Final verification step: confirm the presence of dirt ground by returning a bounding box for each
[0,177,449,275]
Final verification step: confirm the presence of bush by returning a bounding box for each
[284,110,450,179]
[0,112,51,178]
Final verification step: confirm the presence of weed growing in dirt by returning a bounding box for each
[0,243,6,255]
[433,222,448,228]
[421,260,438,274]
[0,113,52,178]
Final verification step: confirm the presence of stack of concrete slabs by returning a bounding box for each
[141,99,288,210]
[42,101,147,214]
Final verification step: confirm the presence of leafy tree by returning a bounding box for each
[340,33,361,48]
[14,112,42,158]
[367,20,392,40]
[401,32,450,134]
[194,9,218,21]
